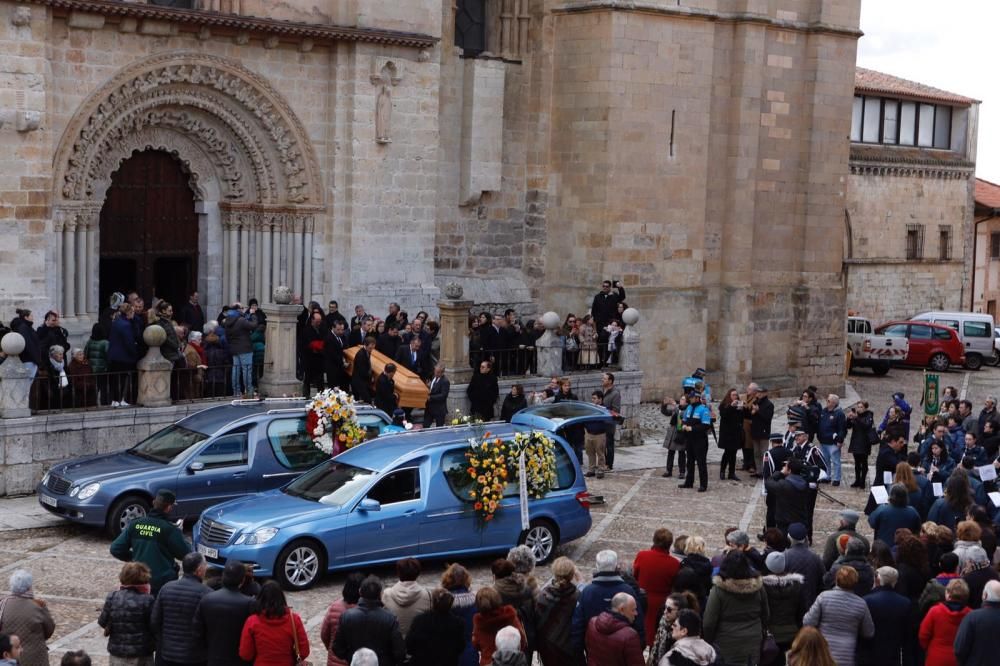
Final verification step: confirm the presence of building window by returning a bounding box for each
[851,95,954,149]
[906,224,924,260]
[991,232,1000,259]
[939,226,952,261]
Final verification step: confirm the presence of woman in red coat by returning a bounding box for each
[239,581,310,666]
[918,578,972,666]
[632,528,681,645]
[470,587,526,666]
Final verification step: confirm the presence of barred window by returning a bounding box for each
[939,226,952,261]
[991,232,1000,259]
[905,224,924,260]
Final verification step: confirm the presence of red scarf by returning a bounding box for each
[120,583,152,595]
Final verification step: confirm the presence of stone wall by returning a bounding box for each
[0,401,227,496]
[846,171,973,323]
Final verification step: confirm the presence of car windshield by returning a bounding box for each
[130,425,209,463]
[283,461,376,505]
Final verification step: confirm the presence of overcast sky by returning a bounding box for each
[856,0,997,182]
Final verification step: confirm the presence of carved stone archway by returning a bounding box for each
[52,52,324,322]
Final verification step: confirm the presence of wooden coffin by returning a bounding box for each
[343,346,430,409]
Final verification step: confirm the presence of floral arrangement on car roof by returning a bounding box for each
[450,409,483,426]
[305,388,367,456]
[465,430,558,524]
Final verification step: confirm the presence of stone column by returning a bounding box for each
[259,287,304,397]
[136,325,173,408]
[291,218,303,299]
[437,284,474,384]
[86,221,97,314]
[261,219,273,305]
[271,218,282,296]
[228,217,239,304]
[221,217,231,308]
[63,218,77,317]
[620,308,641,372]
[303,217,314,302]
[54,214,63,316]
[0,333,32,418]
[254,224,263,301]
[75,219,87,317]
[535,311,564,378]
[239,218,250,302]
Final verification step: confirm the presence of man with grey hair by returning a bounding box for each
[506,545,536,578]
[571,550,645,653]
[978,396,998,434]
[152,552,210,666]
[491,625,527,666]
[817,393,847,486]
[350,647,379,666]
[962,545,999,609]
[954,579,1000,666]
[583,591,643,665]
[861,566,909,665]
[0,569,54,666]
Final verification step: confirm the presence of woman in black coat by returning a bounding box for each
[847,400,876,488]
[500,384,528,422]
[717,388,744,480]
[406,589,467,666]
[467,360,499,421]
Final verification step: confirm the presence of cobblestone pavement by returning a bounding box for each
[4,363,998,664]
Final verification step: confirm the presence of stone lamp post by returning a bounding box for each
[437,282,474,384]
[536,311,563,378]
[136,325,173,407]
[620,307,641,372]
[259,286,304,397]
[0,332,32,417]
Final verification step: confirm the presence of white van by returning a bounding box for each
[910,311,995,370]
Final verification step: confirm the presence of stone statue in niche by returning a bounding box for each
[370,59,402,145]
[375,83,392,144]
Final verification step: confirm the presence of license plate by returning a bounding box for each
[197,543,218,559]
[40,494,57,508]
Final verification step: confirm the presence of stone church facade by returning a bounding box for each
[0,0,863,397]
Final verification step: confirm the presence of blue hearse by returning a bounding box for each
[193,402,611,589]
[36,399,392,535]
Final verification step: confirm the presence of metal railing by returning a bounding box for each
[470,340,621,377]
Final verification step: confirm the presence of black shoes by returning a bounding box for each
[832,480,840,487]
[728,474,741,481]
[678,483,693,489]
[585,471,596,478]
[662,471,673,478]
[697,488,707,493]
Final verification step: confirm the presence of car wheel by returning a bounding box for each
[519,519,559,565]
[106,494,150,538]
[991,350,1000,367]
[965,354,983,371]
[871,362,890,376]
[275,539,326,591]
[929,353,951,372]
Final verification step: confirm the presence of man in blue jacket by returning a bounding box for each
[570,550,645,653]
[817,394,847,486]
[860,566,911,666]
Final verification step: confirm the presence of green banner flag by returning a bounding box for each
[924,372,940,416]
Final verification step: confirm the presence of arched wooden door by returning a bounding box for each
[99,150,198,310]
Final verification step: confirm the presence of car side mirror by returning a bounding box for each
[358,498,381,512]
[187,462,205,474]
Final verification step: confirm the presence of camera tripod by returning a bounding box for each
[815,486,848,508]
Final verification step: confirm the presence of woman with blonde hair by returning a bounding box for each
[786,626,836,666]
[894,461,931,517]
[534,557,581,665]
[672,536,713,608]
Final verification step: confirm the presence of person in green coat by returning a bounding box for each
[703,550,769,665]
[110,489,191,594]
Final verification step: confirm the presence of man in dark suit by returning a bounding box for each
[324,320,349,391]
[401,318,432,378]
[351,337,376,403]
[375,363,398,416]
[423,363,450,428]
[376,323,402,359]
[591,279,626,364]
[348,316,374,347]
[324,300,347,330]
[177,291,205,333]
[395,337,422,374]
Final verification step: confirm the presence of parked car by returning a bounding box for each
[846,315,909,375]
[874,321,966,372]
[909,311,995,370]
[993,329,1000,366]
[193,401,610,590]
[36,399,392,536]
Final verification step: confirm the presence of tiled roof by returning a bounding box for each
[855,67,977,106]
[850,145,973,168]
[976,178,1000,210]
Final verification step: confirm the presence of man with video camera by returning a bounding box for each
[765,457,812,536]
